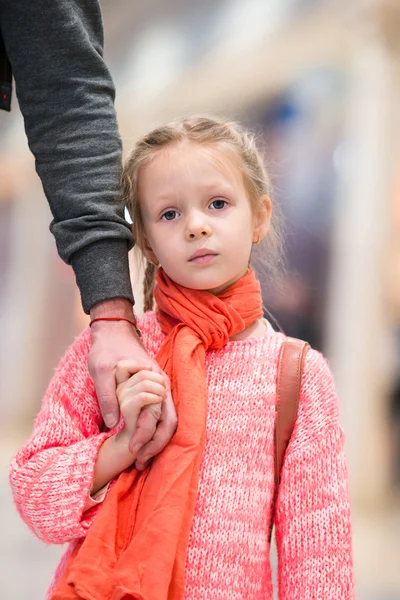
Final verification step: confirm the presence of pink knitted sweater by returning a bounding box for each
[10,311,354,599]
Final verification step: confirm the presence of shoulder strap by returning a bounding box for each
[269,337,308,541]
[274,337,309,486]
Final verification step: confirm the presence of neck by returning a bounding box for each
[229,318,269,341]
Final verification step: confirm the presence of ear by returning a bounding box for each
[252,195,272,243]
[132,223,159,265]
[143,237,160,266]
[146,249,159,267]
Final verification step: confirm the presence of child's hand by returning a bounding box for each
[114,362,167,450]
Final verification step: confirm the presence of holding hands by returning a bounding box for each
[88,310,177,472]
[91,356,176,496]
[114,364,167,461]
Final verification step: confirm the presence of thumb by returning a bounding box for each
[94,370,120,428]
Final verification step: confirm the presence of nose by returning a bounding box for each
[185,211,212,241]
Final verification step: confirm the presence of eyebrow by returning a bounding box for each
[153,181,234,203]
[204,181,235,195]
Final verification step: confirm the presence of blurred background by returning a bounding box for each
[1,0,400,597]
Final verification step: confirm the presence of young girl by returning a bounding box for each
[10,116,354,599]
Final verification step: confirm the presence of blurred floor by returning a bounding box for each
[1,437,399,599]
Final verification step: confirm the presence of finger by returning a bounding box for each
[118,389,164,413]
[124,380,166,401]
[115,361,154,385]
[152,365,171,390]
[129,404,161,454]
[119,370,166,391]
[118,396,162,441]
[93,371,120,428]
[135,393,177,470]
[134,423,174,470]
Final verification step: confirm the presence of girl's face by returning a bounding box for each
[137,140,271,294]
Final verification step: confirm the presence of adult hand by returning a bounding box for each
[88,298,177,468]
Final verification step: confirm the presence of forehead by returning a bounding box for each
[138,140,245,198]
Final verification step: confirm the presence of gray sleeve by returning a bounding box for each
[0,0,134,313]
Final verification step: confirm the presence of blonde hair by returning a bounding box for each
[122,115,284,312]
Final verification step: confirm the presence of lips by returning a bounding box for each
[188,248,218,262]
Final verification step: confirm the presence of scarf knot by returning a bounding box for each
[155,269,262,350]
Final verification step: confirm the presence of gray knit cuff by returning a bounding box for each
[71,239,134,314]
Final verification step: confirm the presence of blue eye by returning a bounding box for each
[161,210,178,221]
[210,199,227,210]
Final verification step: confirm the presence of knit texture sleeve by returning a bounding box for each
[9,328,114,544]
[0,0,134,312]
[275,349,354,600]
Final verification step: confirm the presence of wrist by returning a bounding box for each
[90,297,135,321]
[92,432,135,495]
[113,429,135,462]
[89,299,141,337]
[90,317,141,337]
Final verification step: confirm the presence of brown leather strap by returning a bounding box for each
[269,337,308,542]
[274,337,309,486]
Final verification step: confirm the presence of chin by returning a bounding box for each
[190,276,236,294]
[163,264,244,293]
[168,273,228,292]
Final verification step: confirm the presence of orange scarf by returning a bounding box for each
[51,268,263,600]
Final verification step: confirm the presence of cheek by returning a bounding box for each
[146,226,166,251]
[227,211,254,241]
[151,234,179,265]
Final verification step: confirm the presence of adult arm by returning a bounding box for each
[0,0,133,313]
[1,1,178,453]
[275,349,355,599]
